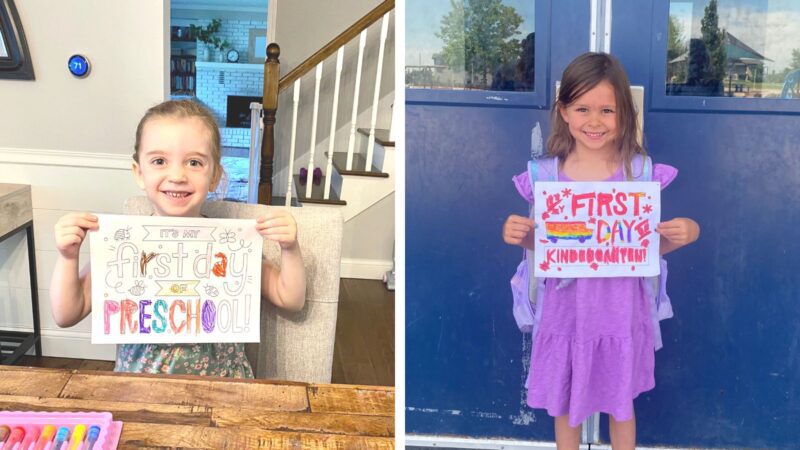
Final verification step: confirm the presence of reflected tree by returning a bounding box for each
[436,0,523,89]
[701,0,726,92]
[667,15,688,83]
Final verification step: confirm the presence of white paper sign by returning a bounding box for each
[533,182,661,278]
[90,214,262,344]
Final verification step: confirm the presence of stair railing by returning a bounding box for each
[255,0,394,206]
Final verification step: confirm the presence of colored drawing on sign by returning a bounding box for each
[89,214,262,344]
[533,182,661,278]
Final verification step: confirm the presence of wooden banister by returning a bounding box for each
[258,43,280,205]
[278,0,394,92]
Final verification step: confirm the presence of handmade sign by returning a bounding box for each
[90,214,262,344]
[533,182,661,277]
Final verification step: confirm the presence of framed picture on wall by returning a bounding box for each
[248,28,267,64]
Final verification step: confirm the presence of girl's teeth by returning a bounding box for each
[166,192,188,198]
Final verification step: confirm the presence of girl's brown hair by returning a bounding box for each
[133,100,223,182]
[547,52,645,179]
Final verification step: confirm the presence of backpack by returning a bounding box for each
[510,154,673,350]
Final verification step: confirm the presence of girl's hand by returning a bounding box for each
[256,209,298,250]
[503,214,536,250]
[54,213,98,259]
[656,218,700,246]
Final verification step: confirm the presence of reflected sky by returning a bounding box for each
[0,31,7,58]
[670,0,800,72]
[406,0,535,67]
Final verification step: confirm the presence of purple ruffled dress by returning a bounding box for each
[512,163,678,427]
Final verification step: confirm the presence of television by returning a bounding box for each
[226,95,263,128]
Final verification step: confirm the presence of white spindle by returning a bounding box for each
[285,79,301,207]
[247,102,263,204]
[306,63,323,198]
[346,30,367,171]
[366,14,390,170]
[324,48,344,200]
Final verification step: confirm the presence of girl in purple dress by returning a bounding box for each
[502,53,700,449]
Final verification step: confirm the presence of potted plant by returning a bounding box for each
[189,19,224,62]
[210,36,231,62]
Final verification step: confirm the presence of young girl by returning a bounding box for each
[502,53,700,449]
[50,100,306,378]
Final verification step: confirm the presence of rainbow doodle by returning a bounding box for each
[545,221,593,243]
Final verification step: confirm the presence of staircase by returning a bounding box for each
[250,0,395,280]
[296,128,394,222]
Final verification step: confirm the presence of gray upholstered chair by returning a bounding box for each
[124,197,342,383]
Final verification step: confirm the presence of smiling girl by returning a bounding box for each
[502,53,699,449]
[50,100,306,378]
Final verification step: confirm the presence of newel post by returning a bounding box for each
[258,43,280,205]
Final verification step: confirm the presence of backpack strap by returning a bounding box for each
[528,157,558,185]
[627,154,653,181]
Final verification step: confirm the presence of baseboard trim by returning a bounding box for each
[341,258,393,280]
[0,147,131,170]
[406,435,689,450]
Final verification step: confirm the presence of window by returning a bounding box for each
[406,0,547,107]
[0,29,8,58]
[652,0,800,112]
[667,0,800,99]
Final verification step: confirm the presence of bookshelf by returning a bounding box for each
[170,26,197,96]
[170,54,196,96]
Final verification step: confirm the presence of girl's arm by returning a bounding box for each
[256,210,307,311]
[657,217,700,255]
[50,213,98,327]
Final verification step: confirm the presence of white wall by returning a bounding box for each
[273,0,382,76]
[0,0,168,154]
[0,0,169,360]
[341,193,395,279]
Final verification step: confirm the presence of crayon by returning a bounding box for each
[0,427,23,450]
[0,426,8,444]
[85,426,100,450]
[51,427,70,450]
[18,426,39,450]
[32,425,56,450]
[68,425,86,450]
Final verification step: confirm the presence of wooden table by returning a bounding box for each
[0,366,394,449]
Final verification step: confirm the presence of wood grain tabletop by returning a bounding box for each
[0,366,394,449]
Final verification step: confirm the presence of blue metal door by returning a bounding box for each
[406,0,800,448]
[605,0,800,448]
[406,0,593,443]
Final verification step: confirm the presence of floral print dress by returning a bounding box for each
[115,343,253,378]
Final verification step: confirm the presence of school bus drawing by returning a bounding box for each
[545,221,593,243]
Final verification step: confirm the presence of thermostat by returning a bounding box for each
[68,54,91,78]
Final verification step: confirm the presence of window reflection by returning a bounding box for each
[667,0,800,99]
[406,0,536,92]
[0,31,7,58]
